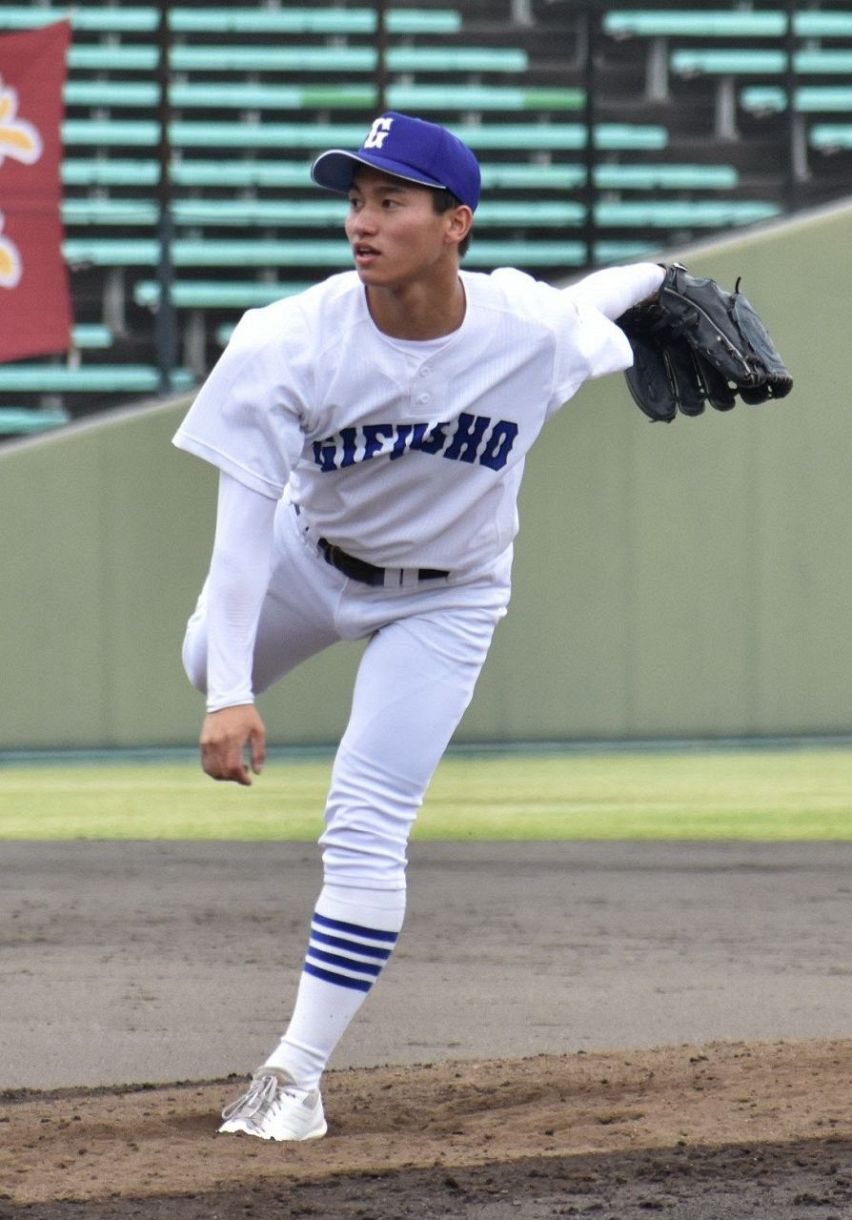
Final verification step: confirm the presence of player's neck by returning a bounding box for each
[365,275,466,341]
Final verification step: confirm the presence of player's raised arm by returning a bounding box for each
[563,261,665,320]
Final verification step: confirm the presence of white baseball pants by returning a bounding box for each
[182,501,512,890]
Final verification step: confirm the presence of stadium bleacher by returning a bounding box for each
[603,4,852,149]
[2,1,851,432]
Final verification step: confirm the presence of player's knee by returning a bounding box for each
[321,834,407,890]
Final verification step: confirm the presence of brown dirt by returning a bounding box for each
[2,1038,850,1219]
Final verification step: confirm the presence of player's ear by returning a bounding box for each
[445,205,473,250]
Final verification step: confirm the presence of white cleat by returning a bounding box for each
[218,1068,327,1141]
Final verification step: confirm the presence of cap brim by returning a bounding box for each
[310,149,446,195]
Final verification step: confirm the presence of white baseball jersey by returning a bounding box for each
[173,264,654,574]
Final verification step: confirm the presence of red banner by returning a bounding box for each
[0,21,72,363]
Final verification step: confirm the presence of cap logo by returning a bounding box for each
[363,116,393,149]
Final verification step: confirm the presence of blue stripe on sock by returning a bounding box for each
[303,961,373,992]
[312,911,399,943]
[307,946,382,977]
[310,928,392,960]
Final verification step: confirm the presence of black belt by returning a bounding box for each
[318,538,449,587]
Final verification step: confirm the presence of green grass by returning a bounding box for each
[1,747,852,840]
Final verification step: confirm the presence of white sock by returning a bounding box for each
[263,883,406,1089]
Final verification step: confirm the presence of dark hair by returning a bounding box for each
[432,188,472,258]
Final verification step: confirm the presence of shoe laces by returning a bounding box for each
[221,1071,282,1123]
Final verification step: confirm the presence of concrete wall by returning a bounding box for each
[1,201,848,748]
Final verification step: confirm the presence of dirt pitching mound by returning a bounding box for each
[2,1039,850,1219]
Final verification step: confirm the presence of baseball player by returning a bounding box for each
[174,111,665,1142]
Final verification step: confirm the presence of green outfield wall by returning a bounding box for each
[1,202,849,749]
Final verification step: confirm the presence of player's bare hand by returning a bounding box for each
[200,705,266,786]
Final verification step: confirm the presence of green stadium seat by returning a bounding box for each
[173,44,368,72]
[64,238,324,268]
[134,280,313,309]
[167,160,584,191]
[0,365,194,393]
[62,159,161,187]
[169,46,373,72]
[64,42,524,77]
[65,82,160,109]
[168,6,462,35]
[62,119,159,147]
[0,5,159,31]
[478,201,586,225]
[385,46,527,72]
[0,5,462,34]
[62,199,159,226]
[594,163,738,190]
[795,51,852,76]
[594,241,660,263]
[71,323,113,349]
[0,407,70,435]
[672,50,787,77]
[164,121,664,152]
[739,86,787,115]
[61,159,737,193]
[64,81,582,113]
[134,247,659,312]
[386,85,584,112]
[166,44,526,73]
[810,124,852,151]
[606,8,852,40]
[68,45,158,71]
[66,192,749,273]
[481,163,586,190]
[62,197,587,229]
[68,74,563,115]
[594,199,780,227]
[605,11,790,109]
[188,83,581,112]
[742,86,852,116]
[132,240,660,313]
[671,45,852,140]
[670,49,787,139]
[674,50,852,79]
[64,200,345,227]
[60,119,667,153]
[604,11,787,38]
[66,159,314,189]
[64,239,174,266]
[795,12,852,38]
[65,237,594,269]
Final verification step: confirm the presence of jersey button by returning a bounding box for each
[419,366,431,377]
[416,393,431,405]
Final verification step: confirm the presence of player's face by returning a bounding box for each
[345,167,467,289]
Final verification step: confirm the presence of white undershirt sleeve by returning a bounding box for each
[566,262,666,321]
[205,472,278,713]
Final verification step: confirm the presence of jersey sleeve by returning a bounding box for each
[489,266,635,414]
[565,262,665,321]
[205,472,277,711]
[172,306,309,499]
[549,263,667,408]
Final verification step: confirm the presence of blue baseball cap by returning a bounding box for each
[311,112,481,211]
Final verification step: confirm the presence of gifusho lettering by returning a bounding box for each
[312,413,519,473]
